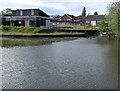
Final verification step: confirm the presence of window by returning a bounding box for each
[31,10,34,15]
[20,10,23,16]
[41,18,46,26]
[59,19,61,21]
[5,18,10,21]
[105,21,110,23]
[74,20,80,22]
[16,11,19,16]
[97,21,101,23]
[30,21,35,26]
[67,19,71,21]
[86,21,90,23]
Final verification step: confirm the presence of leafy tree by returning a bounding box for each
[108,1,120,34]
[94,12,98,15]
[99,21,111,32]
[81,7,86,16]
[0,8,12,16]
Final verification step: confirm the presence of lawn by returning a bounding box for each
[55,24,98,30]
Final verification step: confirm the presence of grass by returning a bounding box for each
[1,25,45,34]
[100,31,120,35]
[1,37,78,47]
[1,32,85,35]
[56,24,98,30]
[1,25,85,35]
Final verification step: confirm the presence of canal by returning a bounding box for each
[0,37,118,89]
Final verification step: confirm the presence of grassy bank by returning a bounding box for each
[100,31,119,35]
[54,24,98,30]
[1,32,85,35]
[1,37,78,47]
[0,25,119,35]
[0,25,85,35]
[1,25,45,34]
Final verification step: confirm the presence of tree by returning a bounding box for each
[108,1,120,34]
[81,7,86,16]
[94,12,98,15]
[99,21,110,32]
[0,8,12,16]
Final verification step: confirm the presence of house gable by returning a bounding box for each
[60,14,74,20]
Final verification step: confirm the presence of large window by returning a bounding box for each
[30,21,35,26]
[16,11,20,16]
[40,18,46,26]
[23,10,31,16]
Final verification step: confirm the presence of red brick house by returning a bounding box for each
[52,14,75,25]
[74,16,86,25]
[85,15,110,26]
[52,14,110,26]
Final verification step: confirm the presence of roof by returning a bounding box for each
[66,14,75,19]
[74,16,86,20]
[50,14,110,21]
[60,14,75,19]
[12,8,40,11]
[85,15,109,21]
[50,15,61,19]
[12,8,49,17]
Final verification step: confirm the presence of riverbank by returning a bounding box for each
[1,33,86,37]
[1,37,78,47]
[1,25,119,38]
[0,25,99,37]
[1,32,86,38]
[99,32,119,39]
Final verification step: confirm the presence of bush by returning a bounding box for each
[2,26,10,31]
[99,21,111,32]
[84,25,96,29]
[2,25,45,33]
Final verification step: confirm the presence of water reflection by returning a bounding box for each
[1,37,119,89]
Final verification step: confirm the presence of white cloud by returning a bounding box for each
[0,0,114,15]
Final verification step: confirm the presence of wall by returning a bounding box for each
[0,17,2,25]
[46,20,52,28]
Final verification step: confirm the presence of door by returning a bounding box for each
[91,21,96,26]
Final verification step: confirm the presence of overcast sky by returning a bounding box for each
[0,0,115,16]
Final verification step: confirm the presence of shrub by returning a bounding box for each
[99,21,111,32]
[2,25,45,33]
